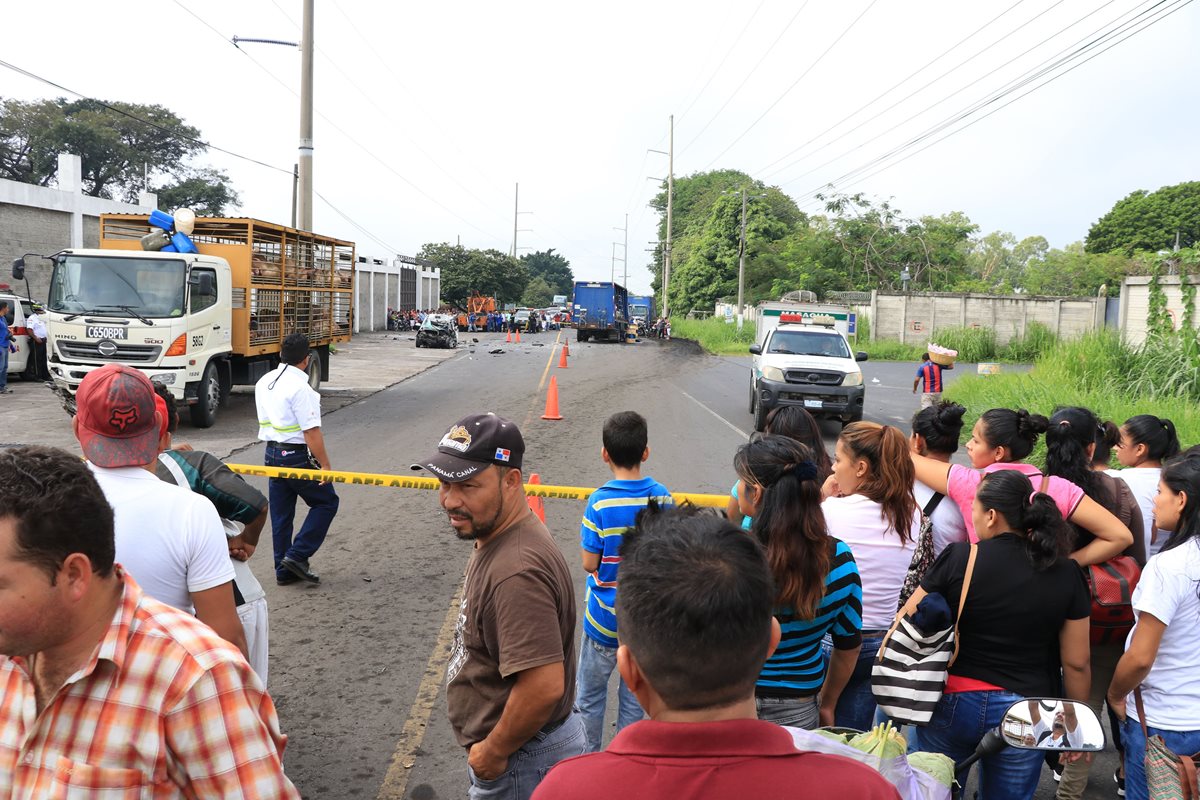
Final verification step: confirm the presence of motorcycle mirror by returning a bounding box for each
[1000,698,1105,752]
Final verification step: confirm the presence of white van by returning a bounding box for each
[0,292,34,378]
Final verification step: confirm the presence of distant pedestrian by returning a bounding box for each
[413,413,583,800]
[26,303,49,380]
[0,445,300,798]
[153,382,273,683]
[0,301,12,394]
[576,411,674,751]
[255,333,338,586]
[912,352,944,408]
[74,364,248,657]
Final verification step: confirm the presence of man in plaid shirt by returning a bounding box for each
[0,446,299,799]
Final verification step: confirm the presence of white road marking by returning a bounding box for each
[680,390,750,439]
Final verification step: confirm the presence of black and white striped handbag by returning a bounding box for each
[871,543,977,726]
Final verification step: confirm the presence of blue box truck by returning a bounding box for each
[627,295,656,326]
[571,281,629,343]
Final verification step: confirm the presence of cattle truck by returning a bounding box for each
[30,214,355,427]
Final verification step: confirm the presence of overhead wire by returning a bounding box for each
[701,0,880,170]
[793,0,1192,210]
[675,0,766,126]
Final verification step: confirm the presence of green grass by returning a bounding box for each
[669,316,758,355]
[944,330,1200,462]
[850,314,1058,363]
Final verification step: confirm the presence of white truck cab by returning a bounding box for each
[748,319,868,431]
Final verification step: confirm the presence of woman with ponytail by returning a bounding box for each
[820,422,919,730]
[910,407,1132,563]
[734,436,862,730]
[1044,407,1145,798]
[1108,453,1200,800]
[1110,414,1181,559]
[726,405,831,530]
[904,469,1092,799]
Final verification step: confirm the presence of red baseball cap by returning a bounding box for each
[76,364,161,468]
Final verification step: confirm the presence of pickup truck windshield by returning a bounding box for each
[768,329,850,358]
[48,256,186,319]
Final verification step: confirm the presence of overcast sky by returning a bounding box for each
[3,0,1197,292]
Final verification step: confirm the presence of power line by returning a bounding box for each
[314,190,401,253]
[679,1,811,158]
[754,0,1030,178]
[776,0,1138,190]
[701,0,879,170]
[675,1,767,125]
[794,0,1191,209]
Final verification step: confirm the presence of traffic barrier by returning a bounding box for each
[557,347,569,369]
[224,463,727,507]
[541,375,563,420]
[527,473,546,522]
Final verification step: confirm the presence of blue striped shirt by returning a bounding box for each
[756,538,863,697]
[581,477,674,647]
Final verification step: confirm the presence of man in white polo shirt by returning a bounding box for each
[255,332,338,586]
[73,364,247,657]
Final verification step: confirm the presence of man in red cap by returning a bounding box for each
[73,364,246,656]
[413,413,583,800]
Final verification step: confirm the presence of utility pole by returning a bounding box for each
[297,0,314,230]
[738,189,748,330]
[512,183,519,258]
[291,164,298,228]
[664,114,674,319]
[613,215,628,287]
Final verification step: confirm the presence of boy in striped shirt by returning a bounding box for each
[912,353,944,409]
[576,411,674,752]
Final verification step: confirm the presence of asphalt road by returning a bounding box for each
[194,332,1111,799]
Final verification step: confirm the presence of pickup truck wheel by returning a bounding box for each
[189,363,220,428]
[305,350,321,391]
[753,396,770,432]
[748,380,756,414]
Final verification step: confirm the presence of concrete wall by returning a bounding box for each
[869,291,1105,345]
[351,255,440,332]
[1119,275,1199,346]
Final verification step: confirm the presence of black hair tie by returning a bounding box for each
[782,461,819,482]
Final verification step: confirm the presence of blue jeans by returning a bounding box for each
[756,695,819,729]
[822,632,883,731]
[1122,717,1200,800]
[0,345,8,390]
[265,445,339,578]
[467,712,586,800]
[574,636,643,752]
[914,690,1043,800]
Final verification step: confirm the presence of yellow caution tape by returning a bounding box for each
[226,463,728,508]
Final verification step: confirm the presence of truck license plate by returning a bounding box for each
[804,399,822,409]
[86,326,128,340]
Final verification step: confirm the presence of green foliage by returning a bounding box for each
[669,316,757,355]
[857,338,925,361]
[1020,243,1134,297]
[519,249,574,296]
[520,276,554,308]
[1145,257,1173,339]
[928,327,998,363]
[156,167,240,216]
[999,322,1057,363]
[417,242,529,308]
[1086,182,1200,255]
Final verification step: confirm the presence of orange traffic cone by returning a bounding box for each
[515,329,522,343]
[541,375,563,420]
[563,340,570,357]
[558,346,569,369]
[505,330,512,343]
[526,473,546,522]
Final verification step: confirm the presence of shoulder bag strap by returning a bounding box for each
[923,491,945,517]
[948,543,979,668]
[1134,686,1150,739]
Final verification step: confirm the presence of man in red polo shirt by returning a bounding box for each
[532,506,899,800]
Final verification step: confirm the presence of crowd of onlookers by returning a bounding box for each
[387,307,568,333]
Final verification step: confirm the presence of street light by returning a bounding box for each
[724,188,767,330]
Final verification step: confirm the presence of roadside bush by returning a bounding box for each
[999,322,1057,363]
[929,326,998,362]
[670,316,757,355]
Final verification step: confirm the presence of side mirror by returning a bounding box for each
[748,344,762,355]
[1001,699,1105,752]
[189,271,216,296]
[855,351,869,362]
[11,257,25,281]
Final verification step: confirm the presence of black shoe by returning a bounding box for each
[276,573,301,586]
[280,556,320,583]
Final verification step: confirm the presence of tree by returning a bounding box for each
[521,276,554,308]
[417,243,529,308]
[1086,182,1200,255]
[520,249,574,296]
[0,96,235,205]
[1021,244,1135,296]
[156,167,241,216]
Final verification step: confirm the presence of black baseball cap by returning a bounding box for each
[412,413,525,482]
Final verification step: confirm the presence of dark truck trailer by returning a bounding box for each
[571,281,628,343]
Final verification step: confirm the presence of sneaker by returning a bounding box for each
[1052,761,1064,783]
[1115,767,1125,797]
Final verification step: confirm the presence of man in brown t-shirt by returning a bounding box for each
[414,413,582,800]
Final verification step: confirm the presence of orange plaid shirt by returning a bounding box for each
[0,568,300,799]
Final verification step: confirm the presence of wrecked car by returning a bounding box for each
[415,317,458,349]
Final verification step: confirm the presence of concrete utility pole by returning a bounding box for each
[665,114,674,319]
[297,0,314,231]
[738,189,748,330]
[512,183,519,258]
[613,215,628,287]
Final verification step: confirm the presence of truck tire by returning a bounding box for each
[577,330,588,343]
[752,396,770,432]
[305,350,321,391]
[842,411,864,428]
[189,362,220,428]
[749,379,756,414]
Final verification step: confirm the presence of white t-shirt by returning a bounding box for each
[821,493,919,630]
[1126,539,1200,730]
[1107,467,1162,558]
[914,480,968,557]
[1032,717,1078,748]
[222,519,266,605]
[89,464,235,613]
